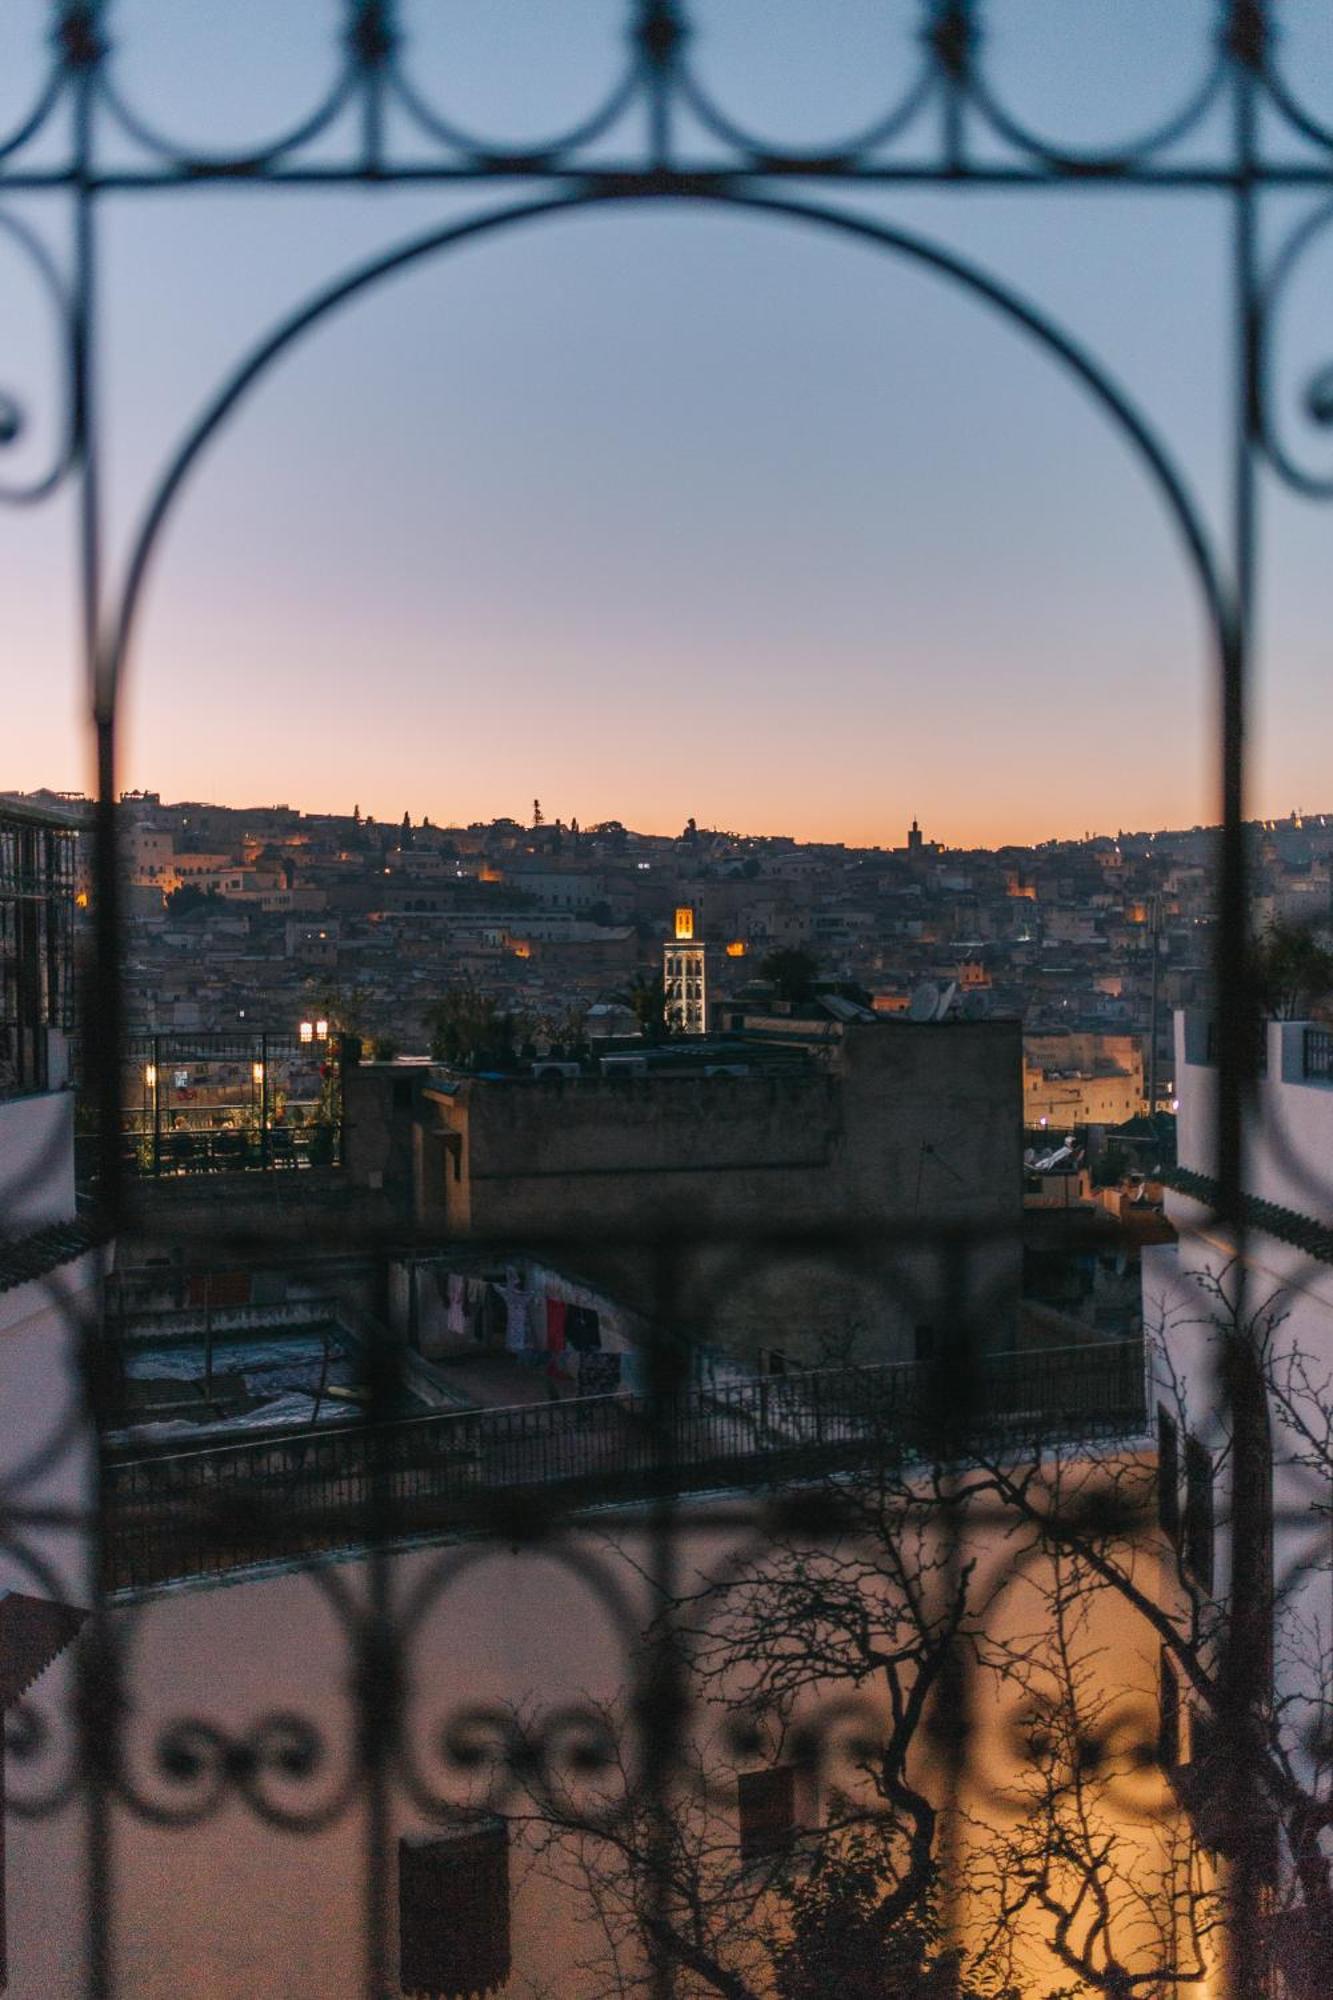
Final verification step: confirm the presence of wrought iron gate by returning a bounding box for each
[3,5,1333,1995]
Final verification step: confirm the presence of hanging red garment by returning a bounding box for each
[545,1298,567,1353]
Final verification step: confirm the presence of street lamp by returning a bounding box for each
[143,1062,159,1174]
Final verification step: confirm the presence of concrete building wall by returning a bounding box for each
[405,1024,1022,1369]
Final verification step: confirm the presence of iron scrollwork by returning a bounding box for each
[1,5,1332,1998]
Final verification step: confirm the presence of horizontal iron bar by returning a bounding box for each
[3,162,1333,194]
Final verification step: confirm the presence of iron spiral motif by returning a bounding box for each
[1,4,1332,1997]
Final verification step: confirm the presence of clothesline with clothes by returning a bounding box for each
[408,1258,637,1393]
[501,1265,620,1391]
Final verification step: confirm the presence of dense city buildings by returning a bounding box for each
[15,787,1331,1134]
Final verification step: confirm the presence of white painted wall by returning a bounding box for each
[1148,1012,1333,1856]
[0,1090,77,1230]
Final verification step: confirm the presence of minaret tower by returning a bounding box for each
[663,906,708,1035]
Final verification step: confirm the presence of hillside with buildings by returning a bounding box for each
[15,786,1333,1129]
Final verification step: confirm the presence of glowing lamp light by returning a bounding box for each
[143,1064,157,1089]
[252,1061,265,1084]
[299,1021,314,1044]
[315,1018,329,1040]
[725,940,746,958]
[674,907,695,941]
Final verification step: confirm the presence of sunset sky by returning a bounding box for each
[3,2,1333,845]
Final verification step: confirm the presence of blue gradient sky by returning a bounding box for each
[3,1,1333,845]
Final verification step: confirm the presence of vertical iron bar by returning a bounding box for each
[67,0,118,1982]
[933,1223,973,1991]
[1220,8,1271,1994]
[641,1233,688,2000]
[1147,889,1161,1120]
[361,1250,396,1999]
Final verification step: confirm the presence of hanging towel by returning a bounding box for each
[446,1273,466,1337]
[503,1271,529,1354]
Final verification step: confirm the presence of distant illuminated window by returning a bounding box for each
[674,907,695,941]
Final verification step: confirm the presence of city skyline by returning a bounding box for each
[13,776,1333,854]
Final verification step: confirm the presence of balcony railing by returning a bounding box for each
[102,1338,1147,1593]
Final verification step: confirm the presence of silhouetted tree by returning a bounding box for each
[620,973,676,1042]
[426,986,525,1071]
[164,884,221,918]
[758,949,820,1004]
[1250,919,1333,1019]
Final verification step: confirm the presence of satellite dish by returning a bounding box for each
[934,981,958,1021]
[908,982,939,1022]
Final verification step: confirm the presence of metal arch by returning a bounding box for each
[85,185,1241,1281]
[670,29,939,168]
[94,183,1235,726]
[383,26,646,166]
[961,7,1232,176]
[94,62,362,178]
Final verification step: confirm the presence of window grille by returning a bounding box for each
[0,5,1326,1996]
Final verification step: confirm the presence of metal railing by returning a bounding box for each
[102,1339,1146,1593]
[115,1031,342,1176]
[1303,1027,1333,1083]
[1204,1016,1269,1077]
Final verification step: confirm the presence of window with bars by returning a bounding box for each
[398,1816,511,2000]
[1183,1433,1216,1593]
[737,1766,798,1864]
